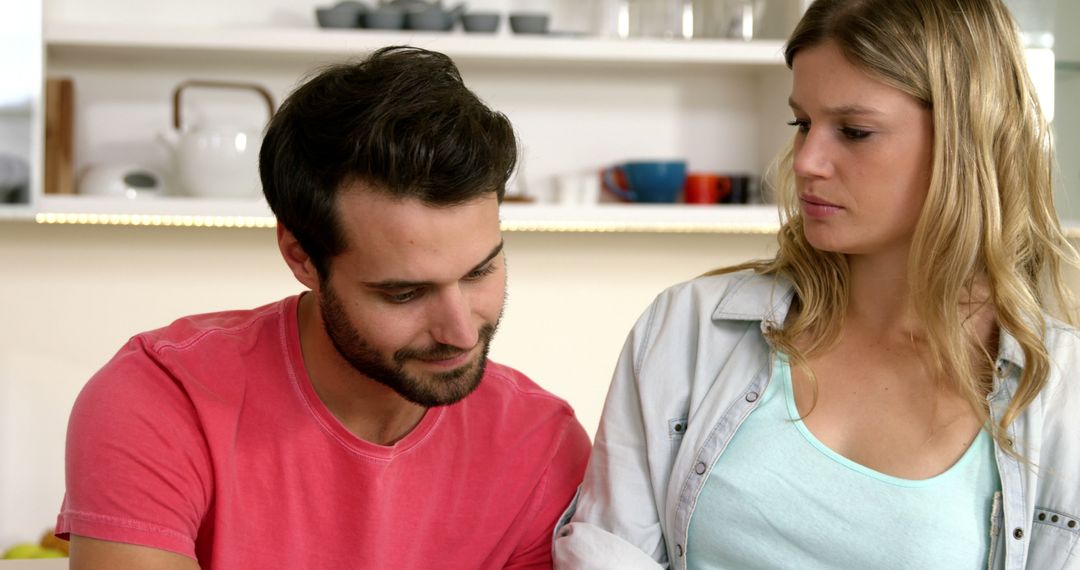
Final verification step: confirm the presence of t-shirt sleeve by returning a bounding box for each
[56,337,213,561]
[504,414,592,569]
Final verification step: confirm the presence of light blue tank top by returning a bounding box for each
[686,354,1000,569]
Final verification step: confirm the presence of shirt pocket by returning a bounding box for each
[1025,507,1080,569]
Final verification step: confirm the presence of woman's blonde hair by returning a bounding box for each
[718,0,1076,452]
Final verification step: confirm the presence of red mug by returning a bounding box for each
[683,173,731,204]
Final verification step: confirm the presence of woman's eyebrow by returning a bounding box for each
[788,97,883,117]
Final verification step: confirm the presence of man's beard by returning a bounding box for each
[319,284,498,407]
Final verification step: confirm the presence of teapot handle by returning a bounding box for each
[172,80,276,131]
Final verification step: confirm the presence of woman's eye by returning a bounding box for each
[786,119,810,133]
[840,127,872,140]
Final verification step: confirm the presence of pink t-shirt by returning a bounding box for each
[57,295,591,569]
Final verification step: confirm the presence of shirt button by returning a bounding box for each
[1013,528,1024,540]
[676,544,684,557]
[695,462,707,475]
[745,391,759,403]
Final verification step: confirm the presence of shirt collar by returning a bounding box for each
[710,271,1029,371]
[711,272,796,327]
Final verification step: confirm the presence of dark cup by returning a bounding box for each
[720,174,753,204]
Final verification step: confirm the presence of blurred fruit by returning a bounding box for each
[2,542,66,559]
[33,547,66,558]
[3,543,42,559]
[40,528,70,555]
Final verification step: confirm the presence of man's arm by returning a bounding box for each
[59,338,212,563]
[503,415,592,569]
[70,536,200,570]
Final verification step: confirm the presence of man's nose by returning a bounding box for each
[429,286,479,349]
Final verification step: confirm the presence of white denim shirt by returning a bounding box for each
[554,271,1080,569]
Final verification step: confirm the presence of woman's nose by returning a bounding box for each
[792,128,833,180]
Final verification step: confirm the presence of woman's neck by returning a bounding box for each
[845,252,922,338]
[844,252,997,349]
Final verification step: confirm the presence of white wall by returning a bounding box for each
[0,220,778,546]
[1052,0,1080,219]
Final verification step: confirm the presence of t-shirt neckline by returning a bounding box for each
[775,352,989,488]
[280,293,443,460]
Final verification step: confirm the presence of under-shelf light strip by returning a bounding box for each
[35,212,277,228]
[34,212,781,234]
[498,221,780,234]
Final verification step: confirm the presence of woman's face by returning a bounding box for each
[789,40,934,259]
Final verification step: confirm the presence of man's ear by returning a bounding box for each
[277,224,321,291]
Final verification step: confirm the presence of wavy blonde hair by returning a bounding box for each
[716,0,1076,453]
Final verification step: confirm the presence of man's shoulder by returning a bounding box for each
[81,296,297,412]
[137,297,293,356]
[461,360,590,471]
[474,360,576,416]
[462,361,582,443]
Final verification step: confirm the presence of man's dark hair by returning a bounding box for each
[259,46,518,278]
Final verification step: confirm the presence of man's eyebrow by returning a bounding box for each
[788,97,883,117]
[363,240,505,290]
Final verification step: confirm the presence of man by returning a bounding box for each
[57,46,591,569]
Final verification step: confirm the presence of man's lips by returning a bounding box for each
[413,346,475,368]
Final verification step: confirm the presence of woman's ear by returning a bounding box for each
[277,224,321,291]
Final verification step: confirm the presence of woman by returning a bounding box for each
[553,0,1079,568]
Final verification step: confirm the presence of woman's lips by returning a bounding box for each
[800,195,843,219]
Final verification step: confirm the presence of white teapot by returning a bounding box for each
[159,80,275,199]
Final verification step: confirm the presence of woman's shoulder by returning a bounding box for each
[1028,316,1080,403]
[649,269,793,322]
[1042,316,1080,363]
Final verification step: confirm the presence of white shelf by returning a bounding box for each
[16,195,783,233]
[501,203,781,233]
[32,22,791,233]
[17,197,1080,236]
[25,195,273,227]
[44,22,787,67]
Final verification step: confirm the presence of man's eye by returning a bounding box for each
[465,264,497,281]
[385,290,421,304]
[786,119,810,133]
[840,127,872,140]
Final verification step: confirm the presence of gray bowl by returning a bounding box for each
[405,9,456,31]
[317,7,362,28]
[509,13,549,35]
[364,7,405,29]
[462,12,500,33]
